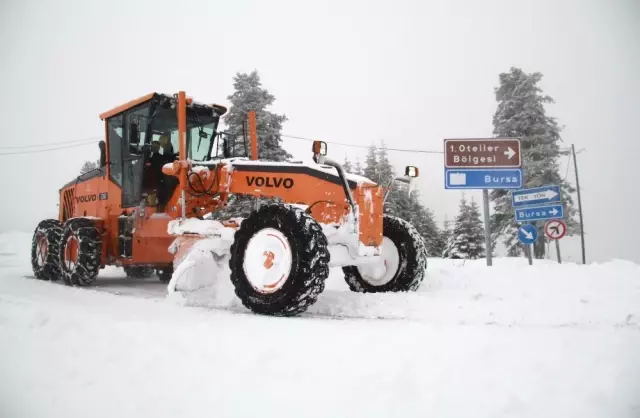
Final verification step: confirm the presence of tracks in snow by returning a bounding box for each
[16,273,640,330]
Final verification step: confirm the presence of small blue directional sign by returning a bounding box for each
[444,168,523,190]
[517,224,538,245]
[515,204,564,223]
[512,185,561,208]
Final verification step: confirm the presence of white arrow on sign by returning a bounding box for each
[522,230,534,240]
[550,208,559,216]
[504,147,516,160]
[514,189,559,203]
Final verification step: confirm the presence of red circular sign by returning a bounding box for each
[544,219,567,240]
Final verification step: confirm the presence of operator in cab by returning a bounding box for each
[156,134,178,211]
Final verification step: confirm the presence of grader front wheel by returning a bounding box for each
[228,204,330,316]
[343,215,427,293]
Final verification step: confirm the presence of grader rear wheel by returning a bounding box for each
[31,219,63,281]
[59,218,102,286]
[229,204,330,316]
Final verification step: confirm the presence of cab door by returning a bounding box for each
[106,104,151,259]
[121,104,151,208]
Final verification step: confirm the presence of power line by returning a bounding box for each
[0,131,578,158]
[281,134,444,154]
[0,141,99,156]
[0,136,103,150]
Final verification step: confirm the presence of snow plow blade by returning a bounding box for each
[166,219,239,294]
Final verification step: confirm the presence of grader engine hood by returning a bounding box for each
[228,161,382,240]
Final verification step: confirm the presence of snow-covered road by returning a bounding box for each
[1,231,639,418]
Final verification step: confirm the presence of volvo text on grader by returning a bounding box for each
[31,91,428,316]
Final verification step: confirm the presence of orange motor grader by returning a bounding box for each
[31,91,427,316]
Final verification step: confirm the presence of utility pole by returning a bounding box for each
[571,144,586,264]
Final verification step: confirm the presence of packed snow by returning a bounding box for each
[1,231,639,418]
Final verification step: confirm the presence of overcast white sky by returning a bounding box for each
[0,0,638,263]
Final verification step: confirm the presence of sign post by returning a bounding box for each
[517,223,538,266]
[544,219,567,264]
[482,190,492,266]
[444,138,522,267]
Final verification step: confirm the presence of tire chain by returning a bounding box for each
[59,218,102,286]
[229,203,330,316]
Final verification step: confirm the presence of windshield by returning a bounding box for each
[187,120,218,161]
[147,104,220,161]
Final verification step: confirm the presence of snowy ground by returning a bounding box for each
[1,230,639,418]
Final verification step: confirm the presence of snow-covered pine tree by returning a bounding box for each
[376,143,394,184]
[223,70,291,162]
[443,195,485,259]
[376,143,401,215]
[353,158,364,176]
[431,217,449,258]
[467,198,486,258]
[408,191,444,257]
[363,145,378,182]
[490,67,578,257]
[214,70,292,218]
[79,160,99,175]
[441,215,453,256]
[342,156,353,173]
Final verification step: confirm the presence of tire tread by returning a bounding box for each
[229,203,330,316]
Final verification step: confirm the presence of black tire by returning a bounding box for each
[157,268,172,284]
[124,266,156,279]
[59,218,102,286]
[31,219,63,281]
[343,215,427,293]
[229,203,330,316]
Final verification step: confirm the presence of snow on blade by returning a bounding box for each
[166,218,239,305]
[166,237,241,309]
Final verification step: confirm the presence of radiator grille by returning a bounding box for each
[62,189,75,222]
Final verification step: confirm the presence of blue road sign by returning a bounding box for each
[515,204,564,223]
[511,185,561,208]
[517,224,538,244]
[444,168,523,190]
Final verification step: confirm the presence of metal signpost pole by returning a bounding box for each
[555,240,562,264]
[482,189,492,267]
[517,223,538,266]
[572,144,586,264]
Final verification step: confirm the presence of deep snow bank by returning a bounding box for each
[172,246,640,328]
